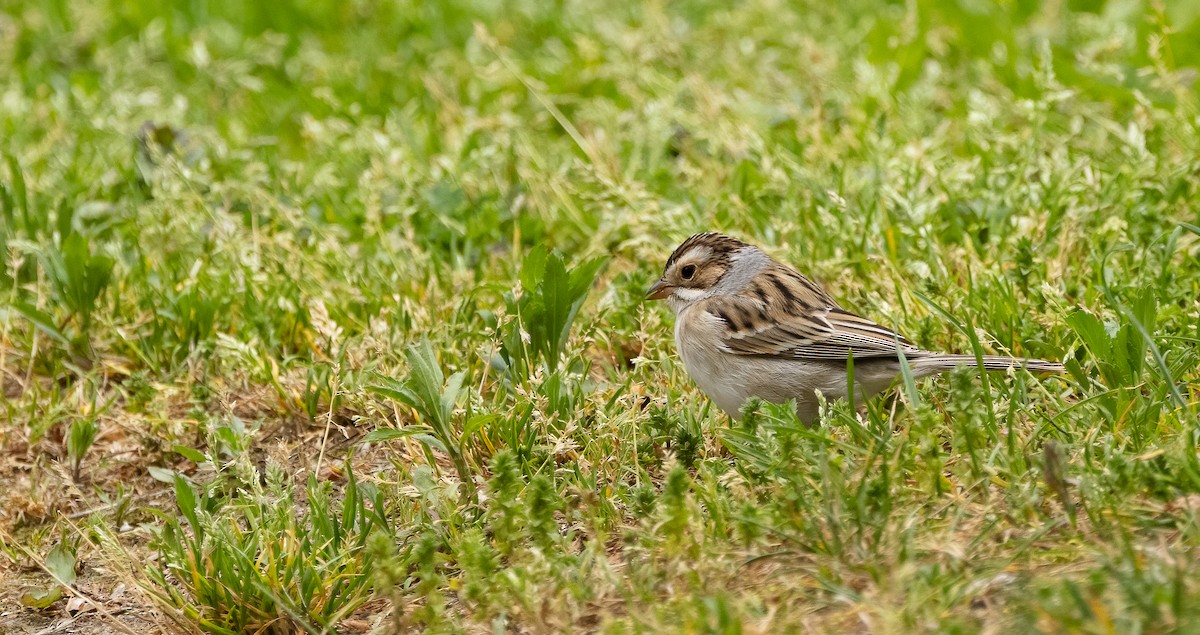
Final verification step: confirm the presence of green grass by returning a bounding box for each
[2,0,1200,632]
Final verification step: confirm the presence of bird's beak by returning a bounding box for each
[645,279,672,301]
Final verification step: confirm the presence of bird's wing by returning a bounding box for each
[701,294,926,361]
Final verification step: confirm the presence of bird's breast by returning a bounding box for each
[674,307,752,415]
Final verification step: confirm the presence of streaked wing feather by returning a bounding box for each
[708,297,925,361]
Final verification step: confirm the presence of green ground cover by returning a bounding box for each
[2,0,1200,632]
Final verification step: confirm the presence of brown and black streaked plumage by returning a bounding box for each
[646,232,1064,422]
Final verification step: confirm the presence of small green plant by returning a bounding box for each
[146,463,389,634]
[367,341,480,504]
[500,247,606,377]
[1063,288,1195,450]
[489,248,605,458]
[20,540,78,609]
[41,232,115,340]
[303,362,335,420]
[485,450,524,557]
[1065,290,1158,393]
[6,0,1200,632]
[638,404,704,469]
[66,418,99,483]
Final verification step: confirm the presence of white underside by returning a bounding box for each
[673,305,923,423]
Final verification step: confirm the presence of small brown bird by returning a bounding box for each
[646,233,1064,423]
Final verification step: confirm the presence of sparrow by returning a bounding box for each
[646,232,1063,423]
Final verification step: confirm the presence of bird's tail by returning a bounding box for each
[910,354,1065,375]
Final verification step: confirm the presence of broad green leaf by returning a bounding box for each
[173,474,201,535]
[1116,322,1140,382]
[533,252,607,371]
[441,370,467,423]
[173,444,209,464]
[519,245,548,292]
[5,301,70,345]
[405,340,447,426]
[412,433,449,454]
[568,256,607,302]
[147,466,177,483]
[462,414,499,443]
[363,427,430,443]
[1132,288,1158,330]
[367,374,420,410]
[1121,288,1158,379]
[45,542,77,586]
[560,255,607,357]
[52,232,114,322]
[20,586,62,609]
[1065,310,1110,361]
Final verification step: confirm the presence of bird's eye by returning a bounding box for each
[681,264,697,280]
